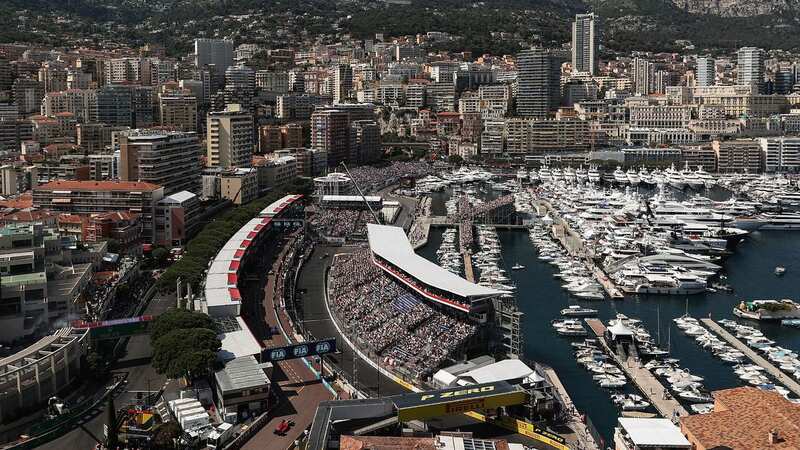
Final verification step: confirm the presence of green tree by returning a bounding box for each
[152,247,170,267]
[151,328,220,380]
[448,155,464,166]
[150,309,216,343]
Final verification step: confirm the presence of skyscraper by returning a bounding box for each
[737,47,765,92]
[572,13,598,75]
[194,38,234,82]
[118,129,201,195]
[516,48,564,118]
[206,104,254,169]
[311,108,351,168]
[632,58,655,96]
[333,64,353,103]
[224,64,256,110]
[696,56,715,87]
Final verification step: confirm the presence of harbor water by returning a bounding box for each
[418,185,800,445]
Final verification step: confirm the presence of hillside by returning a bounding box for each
[1,0,799,54]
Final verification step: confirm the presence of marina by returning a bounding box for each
[584,318,689,419]
[415,167,800,443]
[702,318,800,398]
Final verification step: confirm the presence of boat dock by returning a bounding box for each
[585,319,688,420]
[541,367,601,450]
[701,318,800,398]
[463,253,476,283]
[536,198,624,300]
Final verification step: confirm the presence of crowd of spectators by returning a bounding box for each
[329,250,477,381]
[448,194,515,222]
[308,209,376,239]
[349,161,436,193]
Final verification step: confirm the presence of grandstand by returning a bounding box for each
[202,194,304,361]
[367,224,501,314]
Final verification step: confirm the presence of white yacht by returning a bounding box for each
[696,166,716,188]
[683,164,704,190]
[551,167,564,182]
[516,169,528,182]
[587,165,601,183]
[666,164,687,190]
[760,213,800,230]
[626,168,641,186]
[651,168,666,186]
[638,167,653,185]
[564,166,577,183]
[576,166,588,183]
[561,305,599,317]
[538,165,552,183]
[613,166,628,185]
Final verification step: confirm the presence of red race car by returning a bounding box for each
[274,419,294,435]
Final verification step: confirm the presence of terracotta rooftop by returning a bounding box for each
[680,387,800,450]
[34,180,162,192]
[0,193,33,209]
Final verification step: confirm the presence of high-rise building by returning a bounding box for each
[255,70,289,93]
[206,104,253,169]
[311,109,351,168]
[41,89,98,123]
[224,64,256,110]
[737,47,765,92]
[351,120,380,164]
[572,13,598,76]
[696,56,715,87]
[105,57,153,85]
[333,64,353,103]
[118,129,201,195]
[516,48,564,118]
[774,70,795,95]
[632,58,655,96]
[12,78,45,116]
[159,93,198,131]
[194,38,234,82]
[97,85,133,127]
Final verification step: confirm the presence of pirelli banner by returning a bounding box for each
[392,381,527,422]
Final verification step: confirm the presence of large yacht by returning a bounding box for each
[551,167,564,182]
[538,165,552,183]
[682,163,704,190]
[651,168,666,186]
[666,164,687,190]
[613,166,628,185]
[695,166,716,188]
[516,169,528,183]
[638,167,653,185]
[564,166,577,183]
[587,165,601,183]
[733,299,800,321]
[626,168,641,186]
[576,166,588,183]
[760,213,800,230]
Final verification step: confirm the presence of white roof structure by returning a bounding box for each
[367,224,500,301]
[607,321,635,338]
[618,418,691,448]
[217,317,262,362]
[458,359,534,385]
[321,195,382,203]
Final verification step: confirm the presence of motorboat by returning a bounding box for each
[512,263,525,270]
[666,164,687,190]
[733,299,800,321]
[560,305,599,317]
[588,165,601,183]
[553,319,588,336]
[576,166,588,183]
[626,168,641,186]
[775,266,786,276]
[613,167,628,185]
[676,388,713,403]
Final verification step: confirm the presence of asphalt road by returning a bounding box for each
[242,236,332,450]
[36,293,176,450]
[296,244,406,398]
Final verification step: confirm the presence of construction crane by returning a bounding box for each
[339,162,382,225]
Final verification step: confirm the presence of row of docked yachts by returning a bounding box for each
[674,316,798,403]
[719,320,800,395]
[436,228,463,275]
[527,183,754,296]
[572,339,636,396]
[523,163,717,190]
[474,225,517,296]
